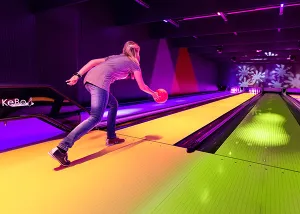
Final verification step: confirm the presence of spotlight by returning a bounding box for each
[135,0,150,8]
[166,19,179,27]
[265,51,277,56]
[231,57,237,62]
[298,40,300,50]
[217,12,228,22]
[163,20,168,23]
[288,55,296,61]
[256,50,262,53]
[217,46,223,54]
[279,3,284,15]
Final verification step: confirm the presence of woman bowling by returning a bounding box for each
[49,41,160,166]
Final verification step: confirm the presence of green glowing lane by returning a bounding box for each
[133,152,300,214]
[216,93,300,171]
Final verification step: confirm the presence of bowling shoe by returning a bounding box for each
[106,137,125,146]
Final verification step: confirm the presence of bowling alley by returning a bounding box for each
[2,0,300,213]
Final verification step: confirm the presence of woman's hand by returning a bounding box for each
[152,92,160,101]
[125,73,135,80]
[66,75,79,86]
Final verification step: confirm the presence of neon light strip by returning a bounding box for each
[227,6,279,15]
[183,14,218,21]
[182,3,300,21]
[135,0,150,8]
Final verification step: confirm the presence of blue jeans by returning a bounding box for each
[58,83,118,151]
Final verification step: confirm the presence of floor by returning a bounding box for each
[2,93,300,214]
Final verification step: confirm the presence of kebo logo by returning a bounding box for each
[1,98,34,107]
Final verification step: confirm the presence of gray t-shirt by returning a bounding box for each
[84,54,141,91]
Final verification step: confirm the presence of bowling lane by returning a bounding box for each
[116,93,255,145]
[82,91,233,125]
[2,130,300,214]
[290,94,300,102]
[216,94,300,171]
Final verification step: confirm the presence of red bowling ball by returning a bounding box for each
[155,89,168,103]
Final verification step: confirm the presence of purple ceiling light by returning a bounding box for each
[166,19,179,27]
[217,12,228,22]
[182,3,300,22]
[227,5,280,15]
[135,0,149,8]
[279,4,284,15]
[183,14,218,21]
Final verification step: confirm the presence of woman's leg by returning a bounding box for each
[106,93,125,146]
[49,83,109,166]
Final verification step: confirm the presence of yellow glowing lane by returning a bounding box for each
[290,94,300,101]
[0,132,201,214]
[117,93,255,145]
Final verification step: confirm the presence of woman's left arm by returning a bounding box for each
[66,58,106,86]
[77,58,106,76]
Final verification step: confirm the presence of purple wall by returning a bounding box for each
[0,0,36,84]
[35,6,79,99]
[1,0,219,105]
[190,53,219,91]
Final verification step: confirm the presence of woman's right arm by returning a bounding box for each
[133,70,159,100]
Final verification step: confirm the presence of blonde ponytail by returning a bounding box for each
[123,41,140,65]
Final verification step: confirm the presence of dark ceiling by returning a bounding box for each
[114,0,300,63]
[30,0,300,63]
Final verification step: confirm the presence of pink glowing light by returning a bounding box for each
[135,0,150,8]
[227,6,279,15]
[182,3,300,22]
[183,14,218,21]
[218,12,228,22]
[280,4,284,15]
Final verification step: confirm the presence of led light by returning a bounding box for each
[167,19,179,27]
[279,4,284,15]
[135,0,150,8]
[218,12,228,22]
[183,14,218,21]
[182,3,300,22]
